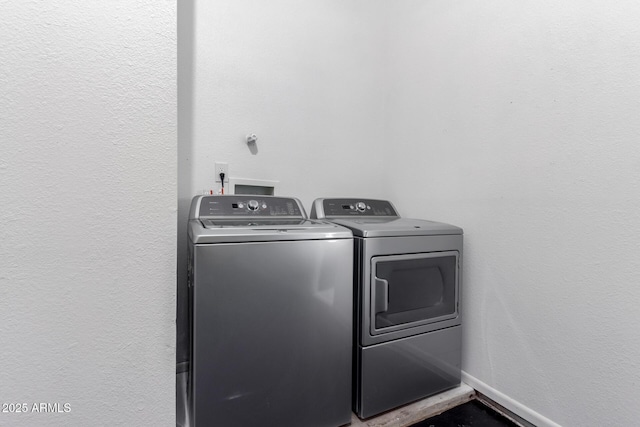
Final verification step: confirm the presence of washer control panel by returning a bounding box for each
[321,198,398,217]
[198,195,304,218]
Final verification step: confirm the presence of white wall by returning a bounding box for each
[182,1,640,425]
[177,0,395,371]
[386,1,640,426]
[0,2,176,426]
[183,0,393,209]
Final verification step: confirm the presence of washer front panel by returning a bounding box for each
[191,238,353,427]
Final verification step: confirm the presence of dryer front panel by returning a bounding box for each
[359,235,462,346]
[370,251,458,336]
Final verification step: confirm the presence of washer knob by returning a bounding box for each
[247,200,260,211]
[356,202,366,212]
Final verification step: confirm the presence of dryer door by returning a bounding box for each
[370,251,459,336]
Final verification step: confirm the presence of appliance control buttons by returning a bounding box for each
[247,200,259,211]
[262,203,267,209]
[356,202,366,212]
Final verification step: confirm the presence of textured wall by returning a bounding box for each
[0,1,176,426]
[182,1,640,425]
[177,0,394,369]
[184,0,393,209]
[385,1,640,426]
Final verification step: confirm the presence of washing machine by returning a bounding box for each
[311,198,463,419]
[186,195,353,427]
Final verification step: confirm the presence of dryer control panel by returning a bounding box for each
[197,195,305,219]
[317,198,398,218]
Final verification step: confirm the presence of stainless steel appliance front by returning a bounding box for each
[355,234,462,418]
[370,251,459,335]
[311,198,463,419]
[187,195,353,427]
[359,235,462,346]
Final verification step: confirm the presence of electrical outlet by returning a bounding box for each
[214,162,229,182]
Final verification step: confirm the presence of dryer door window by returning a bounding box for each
[370,251,458,335]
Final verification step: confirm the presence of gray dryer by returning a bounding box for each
[311,198,463,419]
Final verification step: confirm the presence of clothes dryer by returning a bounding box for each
[187,195,353,427]
[311,198,463,419]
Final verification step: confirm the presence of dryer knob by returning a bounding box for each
[356,202,366,212]
[247,200,260,211]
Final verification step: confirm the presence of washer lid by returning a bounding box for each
[189,219,352,243]
[188,196,352,243]
[328,217,462,237]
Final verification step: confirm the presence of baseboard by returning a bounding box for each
[461,371,561,427]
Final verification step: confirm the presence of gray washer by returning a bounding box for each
[311,198,463,419]
[187,195,353,427]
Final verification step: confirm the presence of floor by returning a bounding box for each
[177,381,524,427]
[349,384,476,427]
[410,399,519,427]
[348,384,524,427]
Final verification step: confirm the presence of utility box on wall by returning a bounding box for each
[230,178,278,196]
